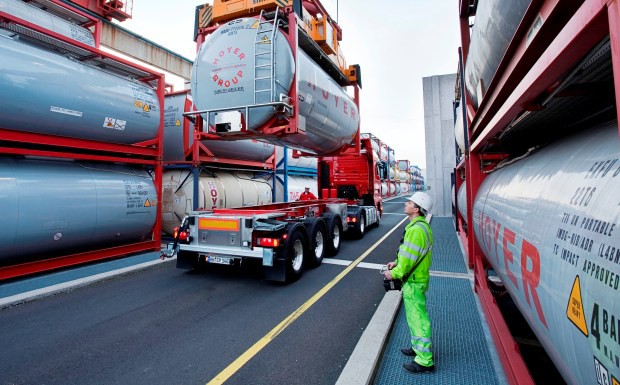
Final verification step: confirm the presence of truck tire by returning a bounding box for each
[355,212,366,238]
[284,228,307,283]
[325,215,342,256]
[304,218,326,268]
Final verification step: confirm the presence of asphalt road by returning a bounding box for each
[0,198,410,385]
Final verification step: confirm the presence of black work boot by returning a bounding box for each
[403,361,435,373]
[400,347,416,357]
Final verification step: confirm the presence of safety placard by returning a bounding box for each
[566,275,588,336]
[199,218,239,231]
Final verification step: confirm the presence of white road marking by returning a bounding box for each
[323,258,473,280]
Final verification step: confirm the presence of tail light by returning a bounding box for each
[173,227,179,238]
[347,217,357,223]
[179,231,189,241]
[256,237,281,248]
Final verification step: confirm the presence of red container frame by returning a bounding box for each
[0,1,165,281]
[456,0,620,384]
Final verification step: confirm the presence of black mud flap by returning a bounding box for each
[263,257,286,282]
[176,250,199,270]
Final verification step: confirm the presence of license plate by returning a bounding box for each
[206,255,234,265]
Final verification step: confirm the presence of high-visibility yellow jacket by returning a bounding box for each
[391,216,433,283]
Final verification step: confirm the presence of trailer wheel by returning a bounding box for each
[325,215,342,256]
[304,218,326,268]
[284,229,306,282]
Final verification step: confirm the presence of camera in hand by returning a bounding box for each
[383,278,403,291]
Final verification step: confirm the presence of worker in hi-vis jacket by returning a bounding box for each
[383,192,435,373]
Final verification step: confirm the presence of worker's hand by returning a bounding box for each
[383,270,393,280]
[386,261,396,270]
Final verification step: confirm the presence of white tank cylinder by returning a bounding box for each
[0,0,95,47]
[388,148,396,164]
[457,183,467,220]
[379,144,388,161]
[191,17,359,155]
[472,122,620,385]
[400,182,410,194]
[271,176,317,202]
[455,103,466,152]
[275,146,318,169]
[162,170,273,234]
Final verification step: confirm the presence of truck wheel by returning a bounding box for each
[325,216,342,256]
[355,213,366,239]
[284,229,306,282]
[305,218,326,268]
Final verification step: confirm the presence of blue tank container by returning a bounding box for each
[0,157,157,265]
[0,35,160,144]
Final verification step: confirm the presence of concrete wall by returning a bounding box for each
[423,74,457,217]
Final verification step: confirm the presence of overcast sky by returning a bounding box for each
[119,0,461,169]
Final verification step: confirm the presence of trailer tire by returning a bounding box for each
[325,215,342,256]
[304,218,326,268]
[283,228,307,283]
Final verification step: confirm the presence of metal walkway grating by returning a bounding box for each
[374,277,501,384]
[430,217,468,274]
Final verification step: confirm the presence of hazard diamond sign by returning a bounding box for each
[566,275,588,336]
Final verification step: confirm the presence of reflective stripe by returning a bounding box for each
[403,240,424,254]
[412,344,432,353]
[412,336,431,343]
[413,222,433,255]
[398,246,419,262]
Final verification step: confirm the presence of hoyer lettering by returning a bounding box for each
[212,47,246,65]
[307,82,357,120]
[478,213,549,329]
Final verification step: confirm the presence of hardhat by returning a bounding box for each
[408,192,433,214]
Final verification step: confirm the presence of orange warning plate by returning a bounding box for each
[199,218,239,231]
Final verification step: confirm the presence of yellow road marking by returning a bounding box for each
[206,216,408,385]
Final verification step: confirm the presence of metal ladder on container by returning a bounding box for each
[253,8,281,105]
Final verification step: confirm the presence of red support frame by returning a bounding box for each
[0,2,165,280]
[457,0,620,384]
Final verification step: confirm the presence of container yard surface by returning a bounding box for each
[1,218,508,385]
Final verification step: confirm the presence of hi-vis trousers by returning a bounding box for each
[403,280,433,367]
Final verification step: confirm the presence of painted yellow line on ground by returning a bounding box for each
[206,216,409,385]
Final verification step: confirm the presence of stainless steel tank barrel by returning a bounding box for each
[0,0,95,47]
[0,35,160,144]
[191,17,359,155]
[0,158,157,265]
[461,122,619,385]
[163,92,275,163]
[465,0,532,109]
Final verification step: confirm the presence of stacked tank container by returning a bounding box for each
[0,0,164,280]
[455,1,620,384]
